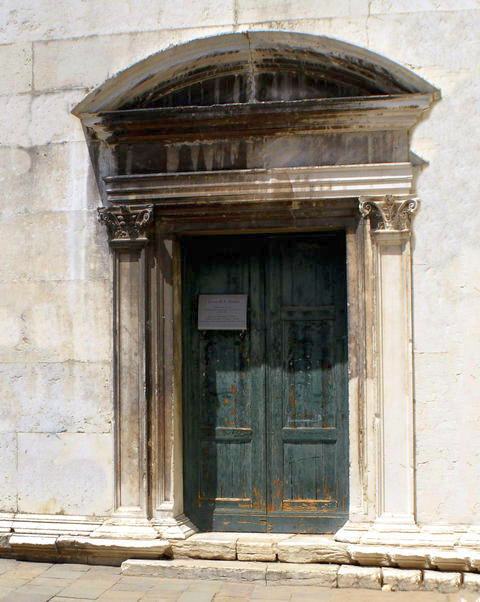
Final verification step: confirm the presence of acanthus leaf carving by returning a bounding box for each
[359,195,419,232]
[98,204,154,244]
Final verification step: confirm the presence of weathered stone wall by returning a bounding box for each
[1,1,479,525]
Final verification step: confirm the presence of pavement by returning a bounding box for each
[0,559,477,601]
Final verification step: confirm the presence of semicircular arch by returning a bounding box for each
[73,31,438,115]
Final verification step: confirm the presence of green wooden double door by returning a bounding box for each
[183,233,348,533]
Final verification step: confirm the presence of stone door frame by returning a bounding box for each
[95,160,420,542]
[70,32,440,541]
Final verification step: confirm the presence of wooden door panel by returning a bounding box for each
[183,233,348,533]
[198,331,250,429]
[282,442,338,506]
[199,439,253,502]
[183,237,266,531]
[283,313,336,429]
[266,234,348,532]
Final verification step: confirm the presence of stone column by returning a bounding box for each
[95,204,159,539]
[149,235,195,539]
[359,195,419,541]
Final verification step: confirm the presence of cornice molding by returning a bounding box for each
[98,204,154,247]
[104,163,414,208]
[83,94,435,143]
[359,194,419,234]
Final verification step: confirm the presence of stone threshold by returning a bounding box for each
[0,534,171,566]
[169,532,480,573]
[3,530,480,573]
[122,558,480,594]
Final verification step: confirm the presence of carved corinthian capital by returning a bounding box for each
[98,204,154,246]
[359,195,419,232]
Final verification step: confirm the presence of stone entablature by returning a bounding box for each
[104,163,414,205]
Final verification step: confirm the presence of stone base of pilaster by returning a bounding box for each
[152,514,197,540]
[335,520,473,549]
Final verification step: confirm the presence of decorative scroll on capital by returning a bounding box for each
[98,204,154,246]
[359,195,419,233]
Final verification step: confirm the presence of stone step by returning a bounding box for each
[4,534,171,565]
[171,533,351,564]
[121,558,480,593]
[5,529,480,575]
[168,532,479,572]
[122,559,348,587]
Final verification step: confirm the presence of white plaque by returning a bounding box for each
[198,294,247,330]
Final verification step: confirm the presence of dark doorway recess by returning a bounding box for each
[182,232,348,533]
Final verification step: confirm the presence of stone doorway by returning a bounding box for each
[73,31,437,543]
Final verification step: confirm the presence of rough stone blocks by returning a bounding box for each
[464,573,480,592]
[429,550,470,572]
[266,563,339,587]
[122,559,266,581]
[389,548,430,569]
[277,535,350,564]
[237,534,291,562]
[348,545,390,567]
[172,533,237,560]
[382,567,422,591]
[423,569,462,593]
[337,565,382,590]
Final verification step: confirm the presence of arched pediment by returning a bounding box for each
[74,31,439,207]
[73,31,438,115]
